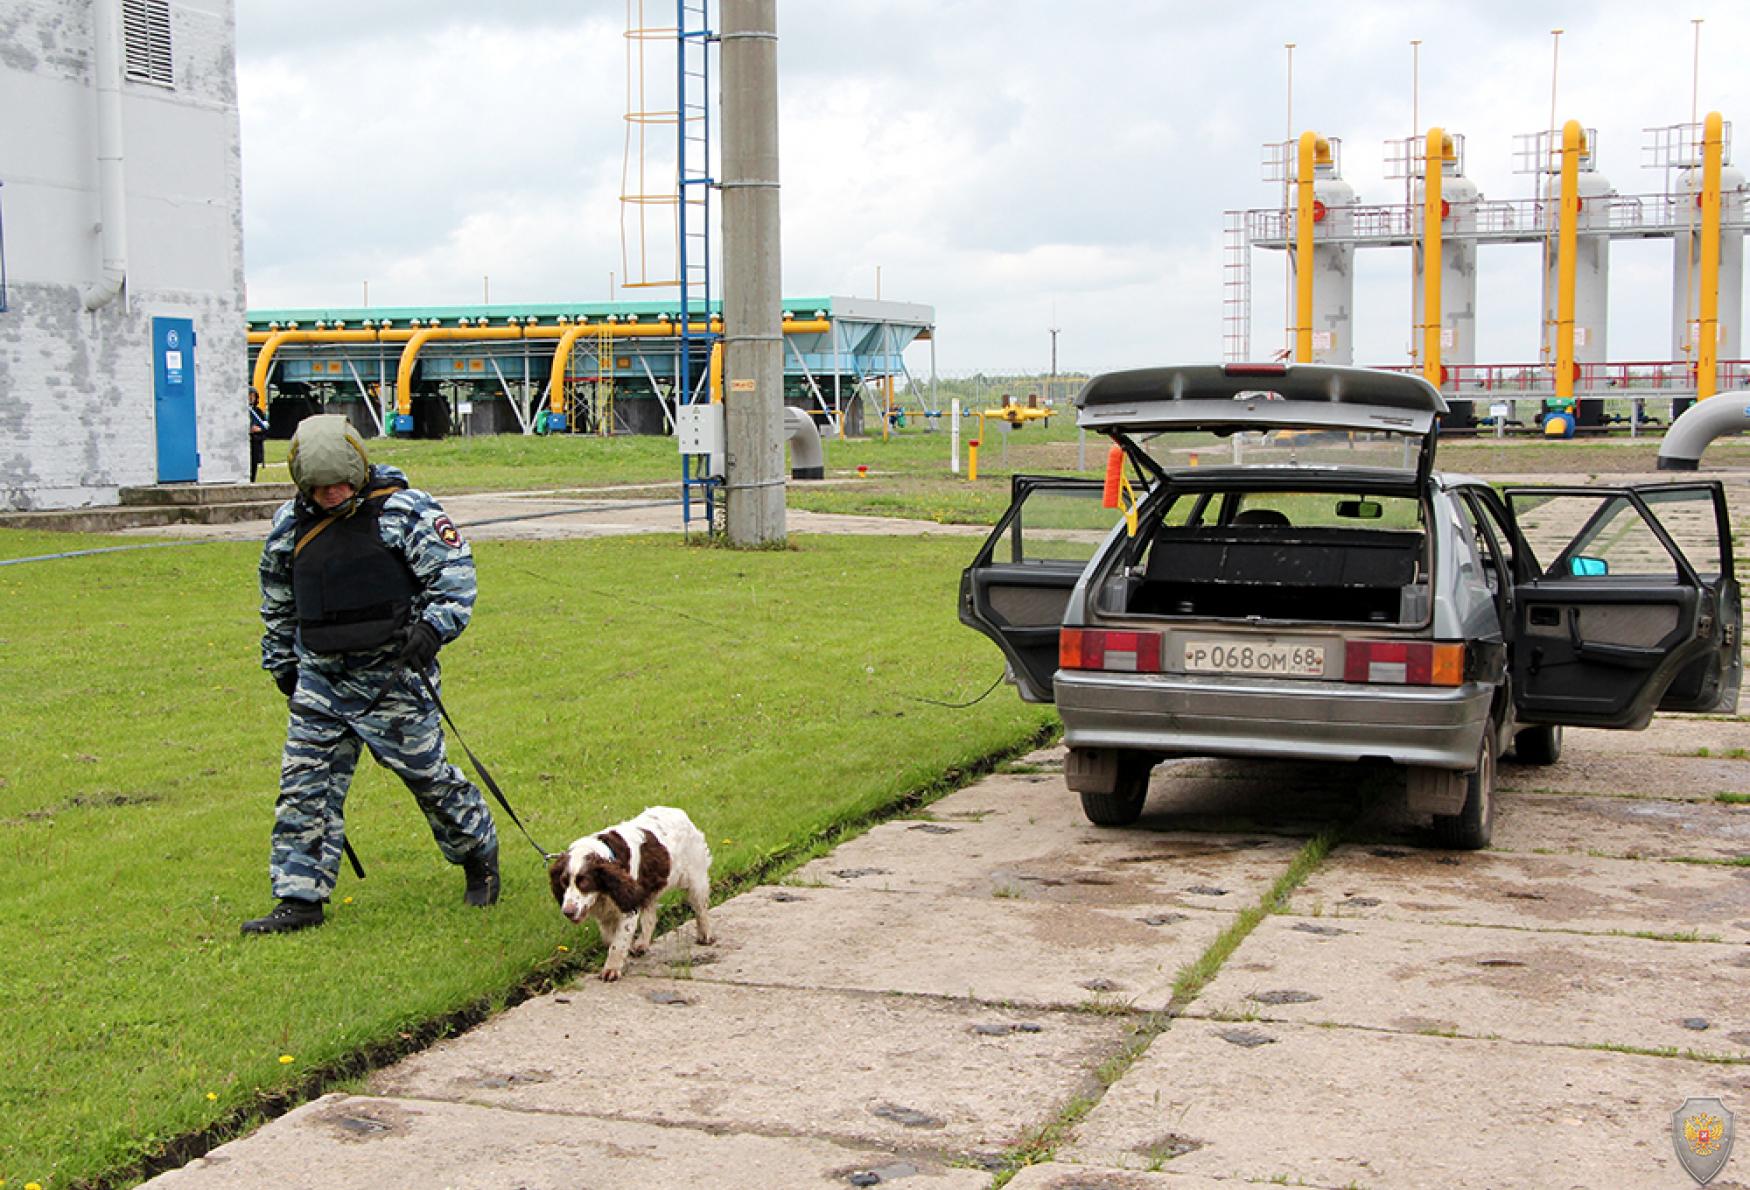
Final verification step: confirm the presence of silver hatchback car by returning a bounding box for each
[961,363,1741,847]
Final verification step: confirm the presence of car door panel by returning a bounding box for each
[1505,483,1739,728]
[960,476,1113,703]
[1512,581,1704,726]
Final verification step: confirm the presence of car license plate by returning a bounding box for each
[1182,638,1326,677]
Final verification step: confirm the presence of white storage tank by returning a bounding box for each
[1669,163,1747,379]
[1542,153,1614,425]
[1306,144,1356,365]
[1295,136,1358,365]
[1411,166,1481,370]
[1409,136,1480,424]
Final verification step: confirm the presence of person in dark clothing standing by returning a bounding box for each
[249,396,268,483]
[243,415,499,935]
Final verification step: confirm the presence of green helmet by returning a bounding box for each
[287,415,370,498]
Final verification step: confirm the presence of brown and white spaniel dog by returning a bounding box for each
[548,806,714,981]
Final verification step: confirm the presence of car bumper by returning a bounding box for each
[1056,670,1493,770]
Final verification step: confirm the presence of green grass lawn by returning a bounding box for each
[0,530,1052,1188]
[258,412,1747,534]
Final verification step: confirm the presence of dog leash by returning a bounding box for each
[413,670,562,862]
[341,838,367,880]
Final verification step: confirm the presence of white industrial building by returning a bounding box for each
[0,0,247,511]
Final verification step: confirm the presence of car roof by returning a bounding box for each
[1076,364,1448,415]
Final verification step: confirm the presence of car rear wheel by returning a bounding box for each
[1078,752,1153,827]
[1433,728,1496,850]
[1511,724,1563,766]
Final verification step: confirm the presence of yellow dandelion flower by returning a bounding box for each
[278,1054,294,1065]
[206,1091,218,1101]
[27,1182,42,1190]
[556,945,570,953]
[342,897,354,905]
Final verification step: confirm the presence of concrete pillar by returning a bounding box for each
[720,0,786,545]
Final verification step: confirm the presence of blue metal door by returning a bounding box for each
[153,317,198,482]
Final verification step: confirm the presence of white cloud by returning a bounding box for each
[238,1,1750,374]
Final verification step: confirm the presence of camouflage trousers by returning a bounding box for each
[270,669,498,903]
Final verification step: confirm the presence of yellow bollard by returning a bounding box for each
[968,439,980,482]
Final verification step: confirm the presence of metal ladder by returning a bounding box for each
[677,0,719,531]
[594,324,615,435]
[1221,210,1252,362]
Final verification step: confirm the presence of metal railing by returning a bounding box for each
[1375,358,1750,397]
[1235,191,1750,249]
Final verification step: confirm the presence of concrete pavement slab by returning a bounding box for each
[643,885,1233,1010]
[1494,792,1750,860]
[1003,1162,1241,1189]
[1135,758,1415,840]
[1189,915,1750,1056]
[1499,751,1750,798]
[1565,718,1750,758]
[1290,844,1750,941]
[793,801,1303,911]
[1064,1018,1750,1188]
[147,1093,990,1190]
[371,977,1128,1156]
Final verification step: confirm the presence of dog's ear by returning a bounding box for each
[547,854,571,905]
[598,829,631,868]
[585,856,645,914]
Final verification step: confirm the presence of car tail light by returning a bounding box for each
[1224,363,1289,377]
[1343,640,1465,687]
[1061,628,1163,673]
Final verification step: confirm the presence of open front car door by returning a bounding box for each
[1506,482,1741,729]
[959,475,1116,703]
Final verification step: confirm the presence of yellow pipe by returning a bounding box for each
[1698,110,1724,399]
[248,317,834,424]
[1554,120,1583,403]
[395,326,527,418]
[709,340,723,403]
[251,328,386,412]
[544,318,827,418]
[967,438,979,483]
[1294,130,1317,362]
[547,325,593,416]
[1422,127,1445,389]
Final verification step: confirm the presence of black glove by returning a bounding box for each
[274,669,298,697]
[398,621,442,671]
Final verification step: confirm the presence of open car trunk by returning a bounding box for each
[1127,522,1427,625]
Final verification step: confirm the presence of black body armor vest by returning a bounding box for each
[291,482,418,655]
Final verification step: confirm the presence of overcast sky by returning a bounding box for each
[236,1,1750,377]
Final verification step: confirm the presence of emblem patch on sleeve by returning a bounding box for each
[434,516,463,548]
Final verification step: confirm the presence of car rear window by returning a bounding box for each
[1136,427,1424,475]
[1158,489,1424,531]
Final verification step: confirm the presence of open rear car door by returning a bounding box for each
[1505,482,1741,728]
[959,475,1115,703]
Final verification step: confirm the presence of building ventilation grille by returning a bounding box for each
[123,0,174,87]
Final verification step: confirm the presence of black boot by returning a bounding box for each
[241,898,325,935]
[462,845,500,907]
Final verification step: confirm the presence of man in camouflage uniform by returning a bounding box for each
[243,414,499,935]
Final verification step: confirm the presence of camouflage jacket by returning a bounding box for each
[259,465,475,701]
